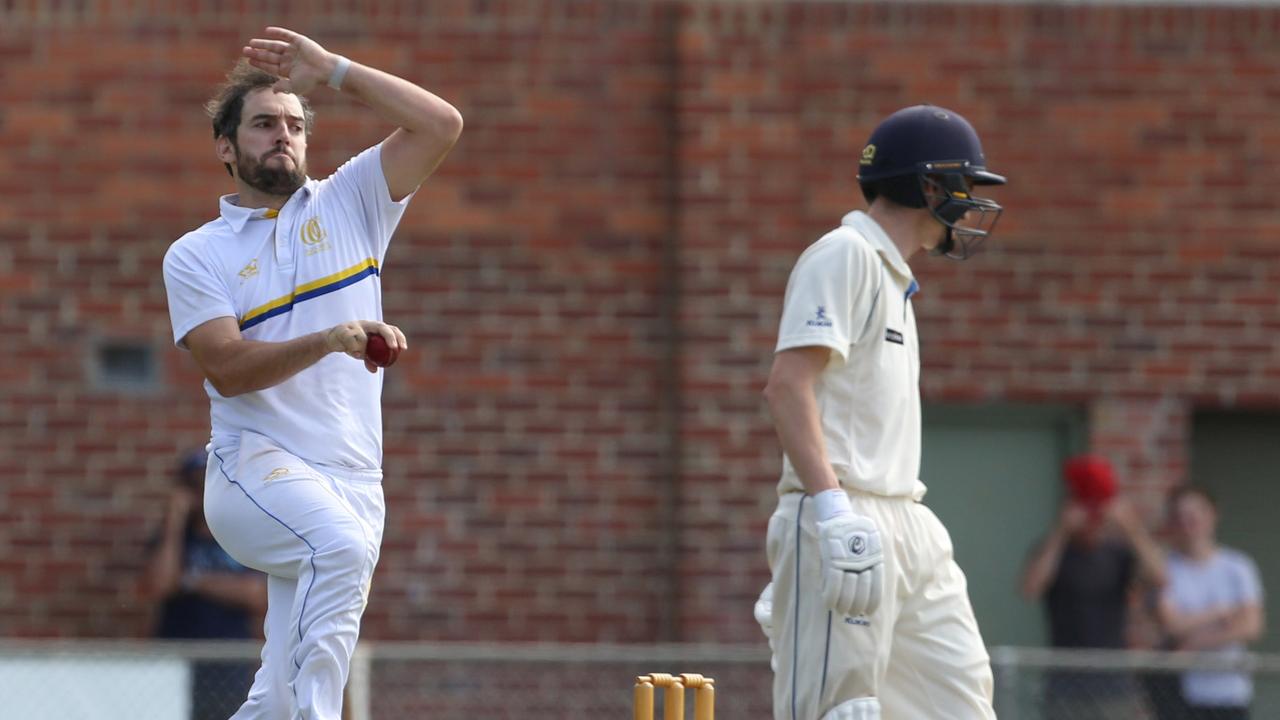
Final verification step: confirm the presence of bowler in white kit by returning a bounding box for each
[162,27,461,720]
[758,105,1005,720]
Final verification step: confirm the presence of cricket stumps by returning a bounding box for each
[634,673,714,720]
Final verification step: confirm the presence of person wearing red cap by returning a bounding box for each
[1020,454,1168,719]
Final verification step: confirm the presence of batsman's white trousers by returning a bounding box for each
[206,430,384,720]
[764,491,995,720]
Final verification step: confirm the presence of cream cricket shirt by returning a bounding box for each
[163,144,411,471]
[775,211,926,499]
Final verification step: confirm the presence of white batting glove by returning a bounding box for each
[753,582,777,672]
[817,512,884,618]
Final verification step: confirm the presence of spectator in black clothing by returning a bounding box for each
[145,449,266,720]
[1020,455,1168,720]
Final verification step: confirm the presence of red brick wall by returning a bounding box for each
[1,2,1278,643]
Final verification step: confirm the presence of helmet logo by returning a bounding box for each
[934,110,949,120]
[860,144,876,166]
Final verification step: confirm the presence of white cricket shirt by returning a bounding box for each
[163,143,411,471]
[774,210,925,499]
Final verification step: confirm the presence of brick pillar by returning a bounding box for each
[1089,395,1189,522]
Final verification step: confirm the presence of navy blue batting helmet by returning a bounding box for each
[857,105,1006,259]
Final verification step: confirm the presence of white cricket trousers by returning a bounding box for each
[765,491,995,720]
[205,430,385,720]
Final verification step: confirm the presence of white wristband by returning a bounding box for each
[327,55,351,91]
[814,488,853,522]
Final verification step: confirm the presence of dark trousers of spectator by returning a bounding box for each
[1143,671,1186,720]
[1182,708,1248,720]
[192,660,256,720]
[1142,672,1248,720]
[1044,671,1144,720]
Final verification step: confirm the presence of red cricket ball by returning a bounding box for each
[365,334,399,368]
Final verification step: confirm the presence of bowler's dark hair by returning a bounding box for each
[204,59,315,176]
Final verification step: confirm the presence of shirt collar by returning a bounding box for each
[841,210,914,282]
[218,183,312,233]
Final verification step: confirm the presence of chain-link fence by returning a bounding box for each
[991,646,1280,720]
[0,640,261,720]
[354,643,771,719]
[0,640,773,719]
[3,640,1279,719]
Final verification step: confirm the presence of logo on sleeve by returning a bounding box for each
[885,328,904,345]
[806,306,833,328]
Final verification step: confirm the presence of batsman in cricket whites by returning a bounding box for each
[758,105,1005,720]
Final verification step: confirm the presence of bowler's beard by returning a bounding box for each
[235,144,306,197]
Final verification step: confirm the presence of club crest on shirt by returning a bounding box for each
[301,217,331,256]
[806,306,833,328]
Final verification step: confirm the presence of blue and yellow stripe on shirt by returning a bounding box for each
[239,257,380,331]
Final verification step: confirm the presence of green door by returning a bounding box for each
[921,404,1084,647]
